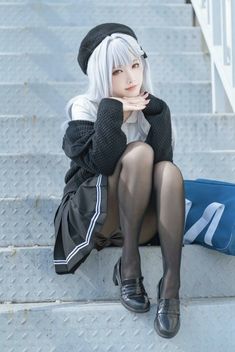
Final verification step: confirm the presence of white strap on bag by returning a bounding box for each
[184,199,225,246]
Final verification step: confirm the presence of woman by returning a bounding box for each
[53,22,185,339]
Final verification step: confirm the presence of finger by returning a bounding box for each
[126,99,150,107]
[123,96,139,101]
[125,103,149,111]
[139,92,149,98]
[142,92,149,97]
[126,100,150,108]
[123,97,149,104]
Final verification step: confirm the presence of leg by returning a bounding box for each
[111,141,154,313]
[153,161,185,299]
[100,163,158,245]
[138,189,158,245]
[118,141,154,280]
[100,143,157,248]
[98,162,122,237]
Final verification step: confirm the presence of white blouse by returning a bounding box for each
[70,95,151,144]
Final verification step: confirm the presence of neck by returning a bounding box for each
[124,111,132,119]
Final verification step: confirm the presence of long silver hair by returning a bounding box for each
[62,32,177,148]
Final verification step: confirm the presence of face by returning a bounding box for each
[111,57,143,98]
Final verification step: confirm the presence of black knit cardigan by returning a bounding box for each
[62,93,174,196]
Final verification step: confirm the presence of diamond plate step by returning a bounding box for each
[0,53,211,82]
[0,196,57,247]
[0,0,186,3]
[1,298,235,352]
[0,27,205,54]
[174,151,235,182]
[0,4,192,27]
[0,152,235,197]
[1,0,233,350]
[1,113,235,154]
[0,246,235,303]
[0,82,212,115]
[173,113,235,151]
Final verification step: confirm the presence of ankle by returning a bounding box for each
[121,256,141,281]
[160,275,180,299]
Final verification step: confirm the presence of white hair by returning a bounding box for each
[62,32,177,149]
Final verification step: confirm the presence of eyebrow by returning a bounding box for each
[113,59,139,70]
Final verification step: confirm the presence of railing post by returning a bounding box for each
[221,0,230,65]
[191,0,235,112]
[211,60,232,112]
[206,0,209,24]
[210,0,221,45]
[210,0,231,112]
[231,0,235,87]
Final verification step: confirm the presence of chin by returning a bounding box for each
[124,87,140,96]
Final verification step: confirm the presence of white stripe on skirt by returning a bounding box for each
[54,174,102,265]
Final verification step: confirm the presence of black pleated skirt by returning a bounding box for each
[53,174,160,275]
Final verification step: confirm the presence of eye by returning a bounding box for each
[112,63,140,75]
[112,69,121,75]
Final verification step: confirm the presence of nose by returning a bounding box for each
[126,70,135,84]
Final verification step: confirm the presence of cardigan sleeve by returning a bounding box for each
[143,93,173,163]
[62,98,127,176]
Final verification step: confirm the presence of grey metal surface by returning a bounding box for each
[0,27,204,54]
[0,53,211,82]
[1,0,235,349]
[174,151,235,182]
[0,82,212,115]
[1,298,235,352]
[0,0,186,4]
[0,197,58,247]
[0,4,192,27]
[172,113,235,152]
[0,246,235,303]
[1,151,235,197]
[1,113,235,154]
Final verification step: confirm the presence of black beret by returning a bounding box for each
[77,22,147,75]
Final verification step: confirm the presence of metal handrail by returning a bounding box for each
[191,0,235,112]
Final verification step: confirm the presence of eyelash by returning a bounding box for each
[112,63,140,75]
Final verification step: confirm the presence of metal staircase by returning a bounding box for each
[0,0,235,351]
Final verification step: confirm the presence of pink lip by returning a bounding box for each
[126,85,137,90]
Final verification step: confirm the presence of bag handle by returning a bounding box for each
[184,199,225,246]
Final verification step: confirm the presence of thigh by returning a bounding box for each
[99,141,156,237]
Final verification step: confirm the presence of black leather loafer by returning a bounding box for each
[113,257,150,313]
[154,277,180,338]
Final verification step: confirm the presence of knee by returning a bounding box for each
[154,160,173,172]
[154,161,184,182]
[121,141,154,167]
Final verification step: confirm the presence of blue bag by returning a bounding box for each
[183,178,235,255]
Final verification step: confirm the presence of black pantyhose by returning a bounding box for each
[118,147,185,300]
[153,161,185,299]
[118,143,154,281]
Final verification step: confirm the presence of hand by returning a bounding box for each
[110,92,150,122]
[142,93,166,116]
